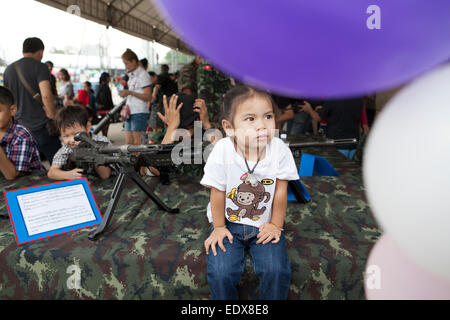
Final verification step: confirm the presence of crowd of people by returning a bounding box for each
[0,37,215,181]
[0,37,389,182]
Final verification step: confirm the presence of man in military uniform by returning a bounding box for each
[178,55,203,98]
[196,60,232,127]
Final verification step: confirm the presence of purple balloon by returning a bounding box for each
[154,0,450,98]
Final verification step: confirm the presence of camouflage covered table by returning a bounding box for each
[0,136,381,300]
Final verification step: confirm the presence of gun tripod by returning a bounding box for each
[88,163,179,241]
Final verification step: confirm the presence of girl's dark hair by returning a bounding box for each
[55,105,89,131]
[59,68,70,81]
[121,48,139,62]
[221,85,278,126]
[84,81,94,94]
[140,58,148,69]
[99,72,110,84]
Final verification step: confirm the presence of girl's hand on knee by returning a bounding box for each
[257,223,282,245]
[204,227,233,256]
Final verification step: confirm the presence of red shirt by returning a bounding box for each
[77,90,90,107]
[360,105,368,126]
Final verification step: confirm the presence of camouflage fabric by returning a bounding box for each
[197,61,232,126]
[177,60,198,96]
[0,135,381,299]
[175,161,204,178]
[147,127,167,145]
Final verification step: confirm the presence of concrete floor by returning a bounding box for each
[101,122,127,146]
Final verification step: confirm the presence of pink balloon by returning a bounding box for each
[365,234,450,300]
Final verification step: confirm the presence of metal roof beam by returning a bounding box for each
[114,0,144,26]
[33,0,193,55]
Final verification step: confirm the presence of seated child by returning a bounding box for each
[48,105,111,180]
[0,86,43,180]
[201,86,300,300]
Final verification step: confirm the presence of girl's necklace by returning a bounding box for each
[235,138,266,187]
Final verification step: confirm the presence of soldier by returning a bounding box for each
[196,60,232,127]
[178,55,203,98]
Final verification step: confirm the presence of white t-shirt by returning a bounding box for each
[200,136,300,228]
[126,66,151,114]
[59,81,74,100]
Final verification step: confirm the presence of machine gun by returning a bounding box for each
[72,132,205,240]
[284,138,357,203]
[73,133,357,240]
[286,138,357,158]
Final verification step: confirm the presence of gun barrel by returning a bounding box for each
[98,143,177,154]
[93,100,126,135]
[286,138,357,149]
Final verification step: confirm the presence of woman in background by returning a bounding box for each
[57,68,74,106]
[119,49,152,145]
[96,72,114,137]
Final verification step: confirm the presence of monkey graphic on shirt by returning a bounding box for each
[226,179,271,222]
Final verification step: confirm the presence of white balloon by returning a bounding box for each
[363,63,450,281]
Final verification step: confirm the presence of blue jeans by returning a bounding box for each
[206,221,291,300]
[124,113,149,132]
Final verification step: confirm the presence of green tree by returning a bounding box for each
[163,50,193,71]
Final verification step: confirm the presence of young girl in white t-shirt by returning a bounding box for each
[200,86,300,300]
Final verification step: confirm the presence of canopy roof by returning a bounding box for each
[35,0,193,55]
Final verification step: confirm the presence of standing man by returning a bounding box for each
[178,55,203,97]
[152,64,178,101]
[4,37,61,164]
